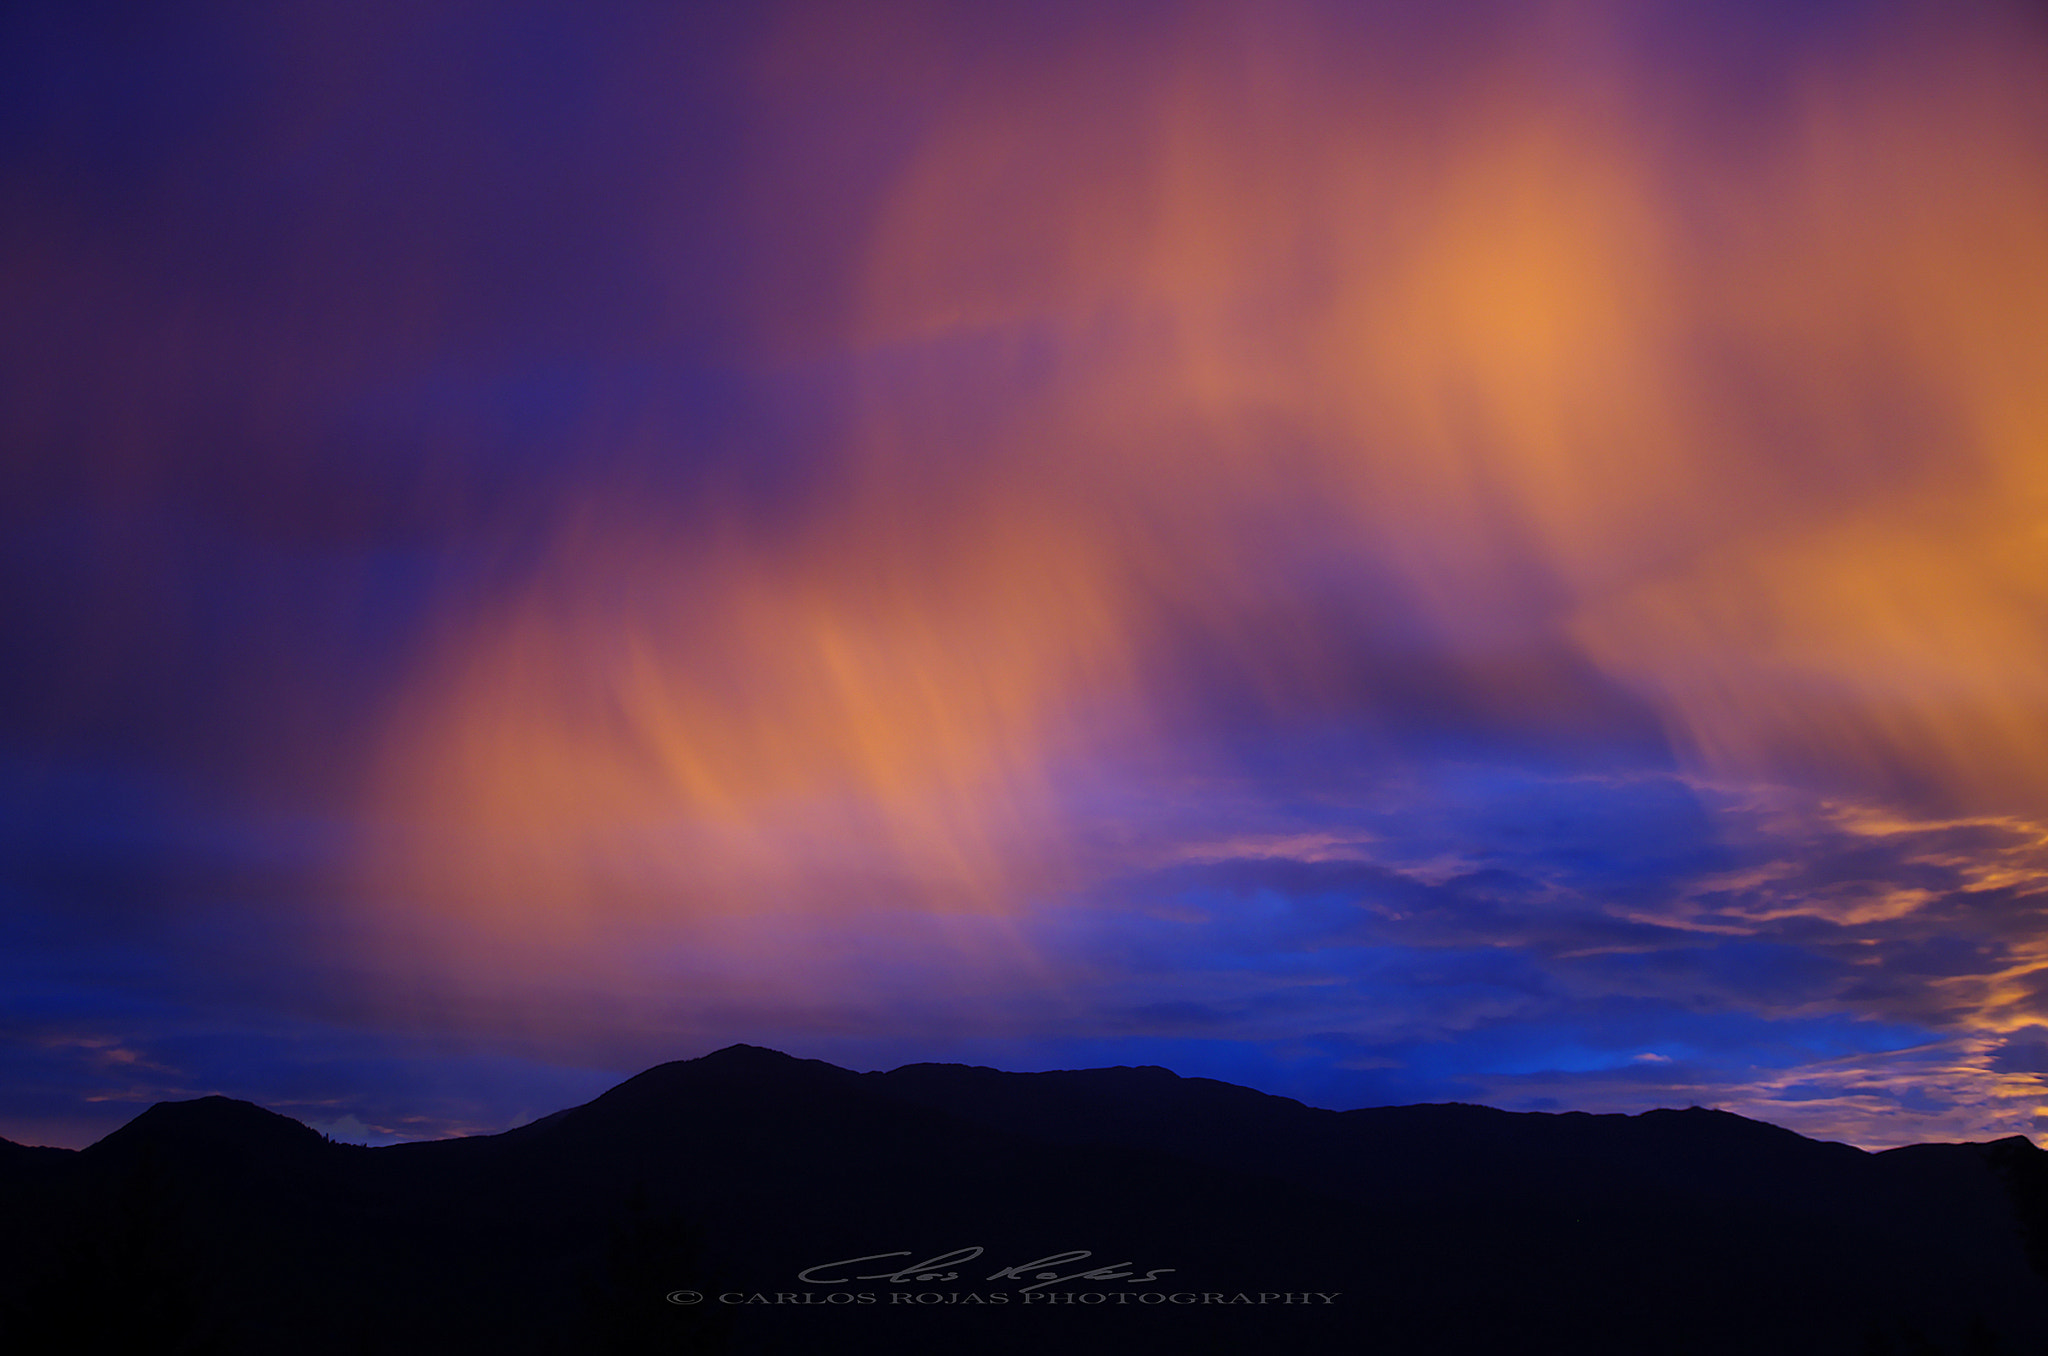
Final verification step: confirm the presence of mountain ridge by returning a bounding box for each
[8,1046,2010,1158]
[2,1046,2044,1355]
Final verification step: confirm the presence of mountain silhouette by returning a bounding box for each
[2,1046,2044,1355]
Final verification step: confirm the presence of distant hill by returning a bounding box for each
[2,1044,2044,1354]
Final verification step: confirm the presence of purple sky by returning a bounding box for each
[7,0,2048,1150]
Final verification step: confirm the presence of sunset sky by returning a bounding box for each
[7,0,2048,1150]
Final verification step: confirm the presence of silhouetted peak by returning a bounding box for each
[594,1043,826,1092]
[565,1044,861,1132]
[667,1043,857,1083]
[694,1042,803,1066]
[85,1094,327,1162]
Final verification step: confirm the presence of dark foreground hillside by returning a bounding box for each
[3,1045,2045,1355]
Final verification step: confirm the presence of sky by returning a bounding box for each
[5,0,2048,1150]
